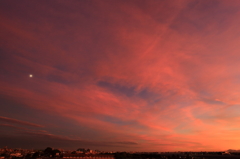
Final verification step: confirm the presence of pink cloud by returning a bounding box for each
[0,116,44,128]
[1,0,240,151]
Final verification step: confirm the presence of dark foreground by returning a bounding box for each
[2,147,240,159]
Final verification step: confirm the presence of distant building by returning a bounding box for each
[10,152,22,157]
[222,151,231,155]
[63,154,114,159]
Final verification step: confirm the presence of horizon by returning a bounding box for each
[2,146,239,152]
[1,0,240,152]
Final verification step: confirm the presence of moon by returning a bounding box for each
[29,74,33,78]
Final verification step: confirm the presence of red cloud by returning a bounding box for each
[1,0,240,151]
[0,116,44,128]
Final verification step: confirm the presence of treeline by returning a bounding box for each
[27,147,61,158]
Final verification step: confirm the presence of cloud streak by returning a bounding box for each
[0,116,44,128]
[1,0,240,151]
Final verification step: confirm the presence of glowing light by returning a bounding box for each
[29,74,33,78]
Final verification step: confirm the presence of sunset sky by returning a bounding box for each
[1,0,240,152]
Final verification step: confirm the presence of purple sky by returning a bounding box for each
[1,0,240,151]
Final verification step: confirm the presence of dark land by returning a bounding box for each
[1,146,240,159]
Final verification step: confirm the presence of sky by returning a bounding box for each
[1,0,240,152]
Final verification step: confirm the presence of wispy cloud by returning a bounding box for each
[0,116,43,128]
[1,0,240,151]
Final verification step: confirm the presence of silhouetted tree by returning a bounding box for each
[52,149,61,157]
[32,152,41,158]
[44,147,53,157]
[71,151,76,154]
